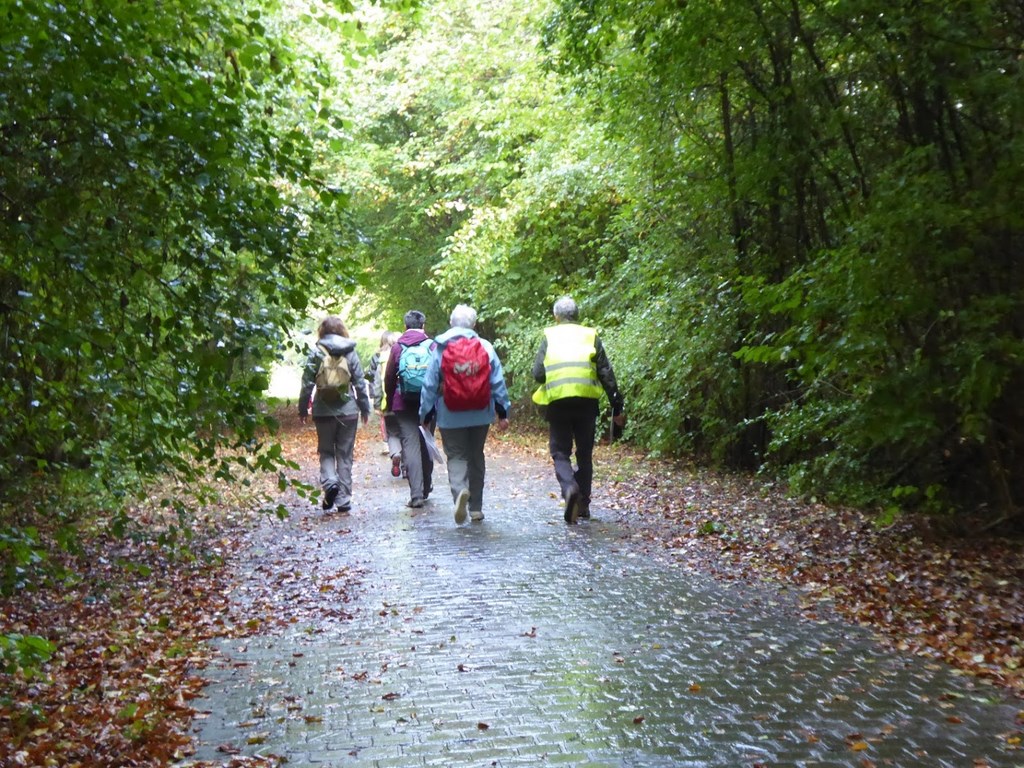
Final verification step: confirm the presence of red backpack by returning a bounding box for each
[441,336,492,411]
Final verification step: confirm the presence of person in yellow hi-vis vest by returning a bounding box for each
[532,296,625,523]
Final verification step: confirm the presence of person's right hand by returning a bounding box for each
[613,412,626,428]
[299,415,308,425]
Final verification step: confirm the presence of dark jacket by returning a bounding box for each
[383,329,433,414]
[532,329,624,418]
[299,334,371,419]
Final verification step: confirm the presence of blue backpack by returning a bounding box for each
[398,338,432,395]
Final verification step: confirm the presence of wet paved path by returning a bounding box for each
[192,436,1022,767]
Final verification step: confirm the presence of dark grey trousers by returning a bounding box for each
[395,409,433,503]
[314,415,358,507]
[439,424,490,512]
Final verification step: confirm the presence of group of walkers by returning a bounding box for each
[298,297,625,524]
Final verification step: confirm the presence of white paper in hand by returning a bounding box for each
[419,425,445,464]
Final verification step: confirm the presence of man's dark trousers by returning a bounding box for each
[548,410,597,503]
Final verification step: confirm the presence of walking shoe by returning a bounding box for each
[322,483,339,511]
[391,456,401,477]
[469,509,485,522]
[454,489,469,524]
[578,501,591,519]
[407,498,425,509]
[563,484,580,524]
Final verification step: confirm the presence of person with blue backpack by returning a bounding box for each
[383,310,436,508]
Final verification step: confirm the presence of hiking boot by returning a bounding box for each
[563,484,580,524]
[454,489,470,525]
[578,501,591,519]
[322,483,339,511]
[391,456,401,477]
[469,509,484,522]
[407,498,425,509]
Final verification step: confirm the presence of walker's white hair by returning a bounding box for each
[450,304,477,329]
[552,296,578,322]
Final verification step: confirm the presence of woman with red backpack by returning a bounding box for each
[418,304,510,524]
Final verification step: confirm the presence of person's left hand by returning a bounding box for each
[360,413,370,426]
[613,412,626,428]
[497,417,510,431]
[299,414,308,425]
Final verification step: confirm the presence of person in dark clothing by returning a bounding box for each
[383,310,435,508]
[532,296,625,523]
[299,315,371,512]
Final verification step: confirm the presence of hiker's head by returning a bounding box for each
[319,315,349,338]
[552,296,578,323]
[450,304,477,329]
[380,330,400,349]
[404,310,426,330]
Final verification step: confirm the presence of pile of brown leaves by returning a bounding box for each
[593,442,1024,696]
[0,460,288,766]
[0,526,234,766]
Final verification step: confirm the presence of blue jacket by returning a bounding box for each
[418,327,511,429]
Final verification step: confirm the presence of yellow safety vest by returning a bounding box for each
[532,324,603,404]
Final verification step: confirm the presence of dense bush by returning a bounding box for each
[0,0,359,520]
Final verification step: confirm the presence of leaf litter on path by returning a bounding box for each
[2,410,1021,767]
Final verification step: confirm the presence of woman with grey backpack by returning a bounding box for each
[299,315,370,512]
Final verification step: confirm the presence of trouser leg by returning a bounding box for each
[384,414,403,459]
[548,417,577,498]
[466,424,489,511]
[333,416,357,507]
[572,415,597,503]
[441,427,470,503]
[396,411,427,502]
[421,421,434,496]
[315,416,340,490]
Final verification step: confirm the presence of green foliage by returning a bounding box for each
[338,0,578,327]
[0,527,46,595]
[539,0,1024,523]
[117,0,1015,532]
[0,633,56,678]
[0,1,361,526]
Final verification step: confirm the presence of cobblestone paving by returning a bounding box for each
[192,440,1022,767]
